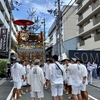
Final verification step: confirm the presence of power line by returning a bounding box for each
[62,0,75,13]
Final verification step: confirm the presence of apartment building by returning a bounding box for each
[76,0,100,50]
[46,5,78,58]
[0,0,18,58]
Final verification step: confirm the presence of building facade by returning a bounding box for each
[0,0,18,58]
[46,6,78,59]
[76,0,100,50]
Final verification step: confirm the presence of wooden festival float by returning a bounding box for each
[13,19,44,62]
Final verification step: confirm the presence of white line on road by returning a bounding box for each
[0,78,6,85]
[6,87,14,100]
[89,95,99,100]
[6,88,99,100]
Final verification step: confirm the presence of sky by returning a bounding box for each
[10,0,75,39]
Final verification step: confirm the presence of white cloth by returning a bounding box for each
[26,64,31,75]
[28,65,46,92]
[48,61,66,85]
[13,82,22,89]
[79,64,88,85]
[11,62,24,82]
[31,91,44,98]
[63,64,70,84]
[68,64,82,87]
[44,63,51,80]
[72,85,81,95]
[51,84,63,96]
[87,65,93,83]
[21,65,27,86]
[87,65,93,72]
[26,64,31,83]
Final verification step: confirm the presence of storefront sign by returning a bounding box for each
[0,28,8,51]
[69,50,100,64]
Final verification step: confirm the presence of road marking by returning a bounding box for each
[89,95,99,100]
[0,78,6,85]
[6,87,14,100]
[6,88,99,100]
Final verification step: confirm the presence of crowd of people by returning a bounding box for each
[10,55,99,100]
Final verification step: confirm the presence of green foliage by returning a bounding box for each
[0,59,8,77]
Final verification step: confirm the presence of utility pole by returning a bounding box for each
[47,0,63,60]
[43,18,46,62]
[8,0,13,62]
[57,0,62,60]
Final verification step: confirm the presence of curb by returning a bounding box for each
[89,83,100,89]
[0,78,6,85]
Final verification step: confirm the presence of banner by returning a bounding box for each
[0,28,8,51]
[69,50,100,65]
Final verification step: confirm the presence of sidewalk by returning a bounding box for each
[89,78,100,88]
[0,78,13,100]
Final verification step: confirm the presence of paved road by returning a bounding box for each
[0,79,13,100]
[87,85,100,100]
[13,85,100,100]
[17,88,69,100]
[0,79,100,100]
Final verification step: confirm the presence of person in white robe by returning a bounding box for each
[20,60,26,95]
[26,60,34,92]
[44,58,51,89]
[76,59,88,100]
[64,58,71,95]
[68,58,82,100]
[11,59,25,100]
[48,55,66,100]
[28,59,46,100]
[87,62,93,83]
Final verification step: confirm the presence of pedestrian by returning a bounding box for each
[11,59,25,100]
[44,58,52,89]
[20,60,26,96]
[28,59,46,100]
[6,63,11,79]
[92,62,98,79]
[87,62,93,83]
[76,59,88,100]
[26,60,34,92]
[48,55,66,100]
[68,58,82,100]
[64,58,71,95]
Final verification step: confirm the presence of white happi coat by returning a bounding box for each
[44,63,51,80]
[11,62,24,82]
[28,65,46,92]
[68,64,83,87]
[48,61,66,85]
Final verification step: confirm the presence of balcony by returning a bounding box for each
[94,33,100,41]
[0,11,9,30]
[76,0,82,4]
[78,14,83,21]
[0,0,10,21]
[77,7,93,25]
[12,22,17,34]
[77,0,91,13]
[84,21,93,32]
[77,37,100,50]
[92,0,100,10]
[93,17,100,26]
[79,27,84,33]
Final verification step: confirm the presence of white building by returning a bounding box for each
[76,0,100,50]
[47,5,78,58]
[0,0,18,58]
